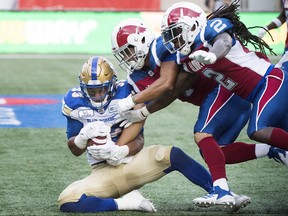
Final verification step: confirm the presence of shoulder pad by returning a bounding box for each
[62,87,87,116]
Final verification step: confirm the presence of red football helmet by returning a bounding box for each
[111,18,155,72]
[161,2,207,55]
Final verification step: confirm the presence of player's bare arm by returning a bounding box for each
[67,136,86,156]
[117,104,145,156]
[146,72,198,113]
[132,61,179,104]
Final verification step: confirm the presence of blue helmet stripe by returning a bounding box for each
[91,57,98,81]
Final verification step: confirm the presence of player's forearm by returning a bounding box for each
[116,119,144,156]
[133,79,173,104]
[133,61,179,104]
[146,72,197,113]
[124,133,144,156]
[68,137,87,156]
[266,9,285,30]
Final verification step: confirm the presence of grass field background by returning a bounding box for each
[0,54,288,216]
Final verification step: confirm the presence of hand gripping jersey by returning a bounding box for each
[62,80,134,165]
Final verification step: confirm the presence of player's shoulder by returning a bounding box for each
[152,36,176,62]
[207,18,233,30]
[62,87,88,116]
[201,18,233,43]
[114,80,134,99]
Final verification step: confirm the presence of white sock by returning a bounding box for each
[115,197,126,210]
[213,178,229,191]
[255,143,270,158]
[114,190,144,210]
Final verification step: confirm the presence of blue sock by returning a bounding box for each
[164,146,213,192]
[60,194,118,213]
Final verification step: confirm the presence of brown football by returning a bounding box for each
[87,136,107,146]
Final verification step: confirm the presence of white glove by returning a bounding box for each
[189,50,217,64]
[258,27,268,39]
[117,94,136,113]
[107,157,124,166]
[115,106,151,128]
[87,139,115,160]
[113,114,133,128]
[74,121,111,149]
[125,106,150,122]
[107,145,129,166]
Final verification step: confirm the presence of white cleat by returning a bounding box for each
[230,193,251,212]
[116,190,157,212]
[193,186,235,208]
[139,199,157,212]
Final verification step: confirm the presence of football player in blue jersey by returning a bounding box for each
[58,55,217,213]
[158,0,288,207]
[111,13,288,209]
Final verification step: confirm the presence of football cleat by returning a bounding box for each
[230,193,251,212]
[117,190,156,212]
[268,147,288,167]
[193,186,235,208]
[139,199,157,212]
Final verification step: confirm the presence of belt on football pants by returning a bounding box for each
[91,160,107,168]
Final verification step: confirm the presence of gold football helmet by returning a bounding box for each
[79,56,117,109]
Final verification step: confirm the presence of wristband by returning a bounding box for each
[74,135,87,149]
[272,18,282,27]
[140,106,151,117]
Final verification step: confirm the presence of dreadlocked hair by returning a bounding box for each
[207,0,275,56]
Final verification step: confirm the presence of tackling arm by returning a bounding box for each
[116,103,145,156]
[118,72,199,124]
[132,61,179,104]
[146,71,198,113]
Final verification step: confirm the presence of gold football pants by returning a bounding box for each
[58,145,172,206]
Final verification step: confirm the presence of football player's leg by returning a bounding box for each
[163,146,212,192]
[248,70,288,150]
[58,162,156,213]
[193,86,239,206]
[60,193,117,212]
[216,98,251,145]
[221,142,288,166]
[123,145,212,192]
[58,164,120,212]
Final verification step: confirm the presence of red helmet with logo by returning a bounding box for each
[111,18,155,72]
[161,2,207,55]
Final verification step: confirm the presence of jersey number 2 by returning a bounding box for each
[210,19,227,33]
[203,68,236,90]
